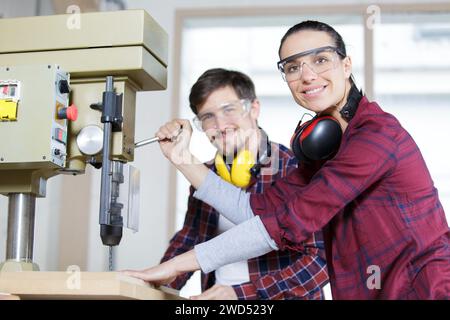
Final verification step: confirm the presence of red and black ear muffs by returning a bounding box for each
[290,116,342,163]
[290,84,363,163]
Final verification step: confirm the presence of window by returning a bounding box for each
[374,13,450,216]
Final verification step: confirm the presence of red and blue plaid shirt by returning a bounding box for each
[161,142,328,299]
[251,97,450,299]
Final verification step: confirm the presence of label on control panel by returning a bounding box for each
[0,80,21,102]
[54,128,67,144]
[0,80,21,121]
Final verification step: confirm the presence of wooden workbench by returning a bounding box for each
[0,271,182,300]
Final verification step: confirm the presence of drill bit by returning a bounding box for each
[108,246,113,271]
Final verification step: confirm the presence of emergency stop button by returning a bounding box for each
[57,104,78,121]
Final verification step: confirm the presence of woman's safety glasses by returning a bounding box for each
[277,46,345,82]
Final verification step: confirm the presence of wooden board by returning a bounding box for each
[0,272,182,300]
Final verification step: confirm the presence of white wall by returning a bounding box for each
[0,0,55,18]
[0,0,38,18]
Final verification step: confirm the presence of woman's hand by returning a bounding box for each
[121,260,178,287]
[121,250,201,287]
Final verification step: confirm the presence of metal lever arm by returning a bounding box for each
[134,128,182,149]
[134,136,160,148]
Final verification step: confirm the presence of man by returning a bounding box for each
[159,68,328,299]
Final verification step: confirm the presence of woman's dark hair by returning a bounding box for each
[279,20,347,58]
[189,68,257,115]
[279,20,355,85]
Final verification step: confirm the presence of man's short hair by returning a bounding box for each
[189,68,257,115]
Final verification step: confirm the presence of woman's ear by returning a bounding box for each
[343,56,353,79]
[250,99,261,120]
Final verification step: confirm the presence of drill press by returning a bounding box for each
[0,10,168,271]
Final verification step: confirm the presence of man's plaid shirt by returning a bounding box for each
[161,141,328,299]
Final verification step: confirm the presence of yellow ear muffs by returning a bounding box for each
[215,153,232,184]
[231,150,255,187]
[215,150,255,188]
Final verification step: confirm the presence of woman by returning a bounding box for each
[124,21,449,299]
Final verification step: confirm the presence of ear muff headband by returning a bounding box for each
[215,154,232,184]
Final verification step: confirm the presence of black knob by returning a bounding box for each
[58,80,70,94]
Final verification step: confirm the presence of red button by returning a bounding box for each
[66,104,78,121]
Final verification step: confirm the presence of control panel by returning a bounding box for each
[0,64,77,169]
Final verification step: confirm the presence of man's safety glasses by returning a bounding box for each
[192,99,252,131]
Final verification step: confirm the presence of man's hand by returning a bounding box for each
[155,119,209,189]
[121,260,178,287]
[190,284,238,300]
[155,119,193,165]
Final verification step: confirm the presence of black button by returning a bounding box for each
[58,80,70,94]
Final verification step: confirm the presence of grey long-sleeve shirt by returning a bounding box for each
[193,170,278,273]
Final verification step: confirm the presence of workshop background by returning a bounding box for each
[1,0,449,299]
